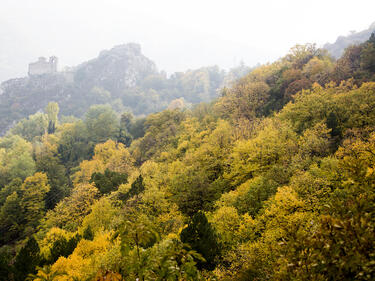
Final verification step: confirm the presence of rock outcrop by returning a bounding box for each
[74,43,158,95]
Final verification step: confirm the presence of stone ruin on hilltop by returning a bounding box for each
[28,56,58,76]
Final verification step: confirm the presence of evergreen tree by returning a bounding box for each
[0,247,11,281]
[0,192,24,245]
[48,234,81,264]
[361,33,375,74]
[45,102,59,135]
[180,212,220,270]
[83,225,94,241]
[20,173,50,229]
[118,112,133,146]
[36,153,69,210]
[120,175,145,201]
[326,111,341,138]
[13,237,41,281]
[90,169,128,194]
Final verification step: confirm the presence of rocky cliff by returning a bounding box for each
[74,43,158,95]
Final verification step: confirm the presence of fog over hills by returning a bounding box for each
[0,43,250,134]
[1,2,375,280]
[1,0,374,83]
[324,22,375,58]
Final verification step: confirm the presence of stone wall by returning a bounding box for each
[28,56,58,76]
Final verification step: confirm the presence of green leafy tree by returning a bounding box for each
[57,121,92,170]
[0,192,24,245]
[45,102,59,134]
[0,135,36,186]
[11,113,48,141]
[360,33,375,74]
[20,172,50,230]
[118,112,133,146]
[0,178,22,207]
[84,105,119,144]
[131,110,184,164]
[119,212,159,280]
[44,183,99,231]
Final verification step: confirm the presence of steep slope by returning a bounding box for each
[0,43,236,135]
[74,43,158,95]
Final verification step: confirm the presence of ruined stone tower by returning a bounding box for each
[28,56,58,76]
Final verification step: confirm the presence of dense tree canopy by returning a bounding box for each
[1,35,375,280]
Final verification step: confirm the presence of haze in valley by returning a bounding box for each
[0,0,374,82]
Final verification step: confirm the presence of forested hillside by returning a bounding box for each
[0,43,250,135]
[0,34,375,280]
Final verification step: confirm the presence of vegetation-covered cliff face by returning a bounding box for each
[1,34,375,281]
[74,43,158,94]
[324,21,375,58]
[0,43,250,135]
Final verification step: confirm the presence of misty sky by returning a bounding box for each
[1,0,374,82]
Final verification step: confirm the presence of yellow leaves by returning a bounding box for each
[207,120,234,149]
[259,186,316,245]
[34,133,59,157]
[80,197,121,235]
[214,80,270,121]
[225,119,298,186]
[246,61,284,83]
[22,172,50,194]
[336,132,375,184]
[140,160,167,191]
[238,214,257,241]
[94,271,123,281]
[366,167,374,177]
[211,206,240,244]
[39,227,75,257]
[93,140,134,174]
[280,81,375,135]
[93,140,120,164]
[75,232,112,257]
[216,178,251,209]
[297,122,331,158]
[73,159,105,185]
[302,57,334,82]
[44,183,99,231]
[265,186,305,217]
[50,232,120,281]
[73,140,135,185]
[52,255,89,281]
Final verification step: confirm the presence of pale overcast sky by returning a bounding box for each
[0,0,374,81]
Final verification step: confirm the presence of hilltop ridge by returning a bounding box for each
[324,21,375,58]
[0,43,249,135]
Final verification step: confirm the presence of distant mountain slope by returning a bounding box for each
[324,22,375,58]
[0,43,249,135]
